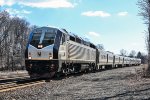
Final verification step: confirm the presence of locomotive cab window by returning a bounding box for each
[42,32,56,47]
[30,32,42,47]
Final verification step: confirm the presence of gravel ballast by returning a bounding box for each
[0,71,28,79]
[0,65,150,100]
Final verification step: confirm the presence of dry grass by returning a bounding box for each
[135,64,148,78]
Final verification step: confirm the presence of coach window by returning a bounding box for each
[101,55,103,59]
[120,58,122,62]
[103,55,106,59]
[109,56,113,60]
[116,58,118,61]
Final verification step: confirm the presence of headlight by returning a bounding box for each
[38,45,43,48]
[49,57,52,60]
[28,56,32,59]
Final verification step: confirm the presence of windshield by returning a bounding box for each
[30,30,56,48]
[30,32,42,47]
[42,32,55,47]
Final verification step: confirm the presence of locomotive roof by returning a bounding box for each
[34,26,96,47]
[60,28,92,44]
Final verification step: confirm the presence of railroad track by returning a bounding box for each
[0,76,30,83]
[0,78,45,93]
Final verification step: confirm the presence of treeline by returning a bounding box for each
[120,49,147,64]
[0,10,35,71]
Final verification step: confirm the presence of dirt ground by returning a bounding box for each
[0,65,150,100]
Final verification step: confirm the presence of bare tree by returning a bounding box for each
[0,10,30,71]
[137,51,148,64]
[0,11,12,70]
[137,51,142,58]
[120,49,127,56]
[129,50,136,58]
[9,17,29,70]
[138,0,150,75]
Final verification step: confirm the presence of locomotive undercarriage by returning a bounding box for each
[60,63,95,74]
[54,62,96,78]
[25,60,58,78]
[25,59,96,78]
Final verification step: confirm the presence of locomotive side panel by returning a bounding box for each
[57,31,97,73]
[67,41,96,63]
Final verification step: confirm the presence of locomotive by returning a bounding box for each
[25,26,141,78]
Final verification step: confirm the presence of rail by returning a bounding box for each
[0,78,45,93]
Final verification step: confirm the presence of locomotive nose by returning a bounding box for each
[28,45,54,60]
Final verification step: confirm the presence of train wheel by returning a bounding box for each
[29,74,36,79]
[72,67,75,74]
[105,66,108,70]
[50,72,56,78]
[62,67,67,76]
[92,65,96,73]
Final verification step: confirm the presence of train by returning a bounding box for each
[25,26,141,78]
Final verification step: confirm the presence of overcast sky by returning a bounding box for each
[0,0,147,54]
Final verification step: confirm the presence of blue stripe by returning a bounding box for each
[26,32,34,49]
